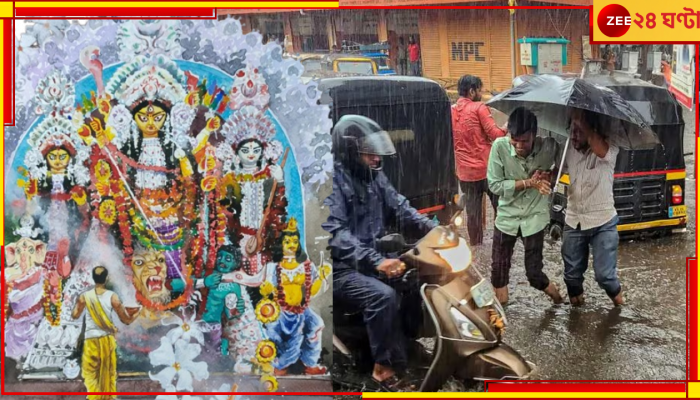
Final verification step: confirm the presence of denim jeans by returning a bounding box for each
[562,215,622,299]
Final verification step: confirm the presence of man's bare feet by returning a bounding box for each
[570,294,585,306]
[612,290,625,306]
[372,363,403,392]
[543,282,563,304]
[494,286,509,305]
[372,363,395,382]
[274,368,288,376]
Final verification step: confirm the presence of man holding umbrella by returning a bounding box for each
[487,74,656,307]
[563,109,624,307]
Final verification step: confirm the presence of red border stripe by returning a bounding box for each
[488,383,687,392]
[4,19,13,126]
[15,7,216,17]
[690,258,698,381]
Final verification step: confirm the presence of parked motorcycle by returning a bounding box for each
[333,201,535,391]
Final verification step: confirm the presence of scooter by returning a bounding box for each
[333,202,535,391]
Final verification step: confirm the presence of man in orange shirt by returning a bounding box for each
[452,75,507,245]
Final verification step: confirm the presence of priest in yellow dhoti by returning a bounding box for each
[72,266,140,400]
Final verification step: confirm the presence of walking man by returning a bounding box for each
[562,109,624,306]
[72,266,140,400]
[487,107,563,304]
[397,37,408,76]
[452,75,507,246]
[408,36,421,76]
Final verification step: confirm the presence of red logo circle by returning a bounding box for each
[597,4,631,37]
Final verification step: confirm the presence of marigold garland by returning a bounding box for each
[42,278,63,327]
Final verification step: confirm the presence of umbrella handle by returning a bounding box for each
[553,138,570,196]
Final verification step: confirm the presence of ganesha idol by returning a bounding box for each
[4,217,49,361]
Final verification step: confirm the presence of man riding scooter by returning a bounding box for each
[323,115,437,391]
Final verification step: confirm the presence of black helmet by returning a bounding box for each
[332,115,396,172]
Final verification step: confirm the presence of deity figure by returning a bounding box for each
[21,71,92,328]
[79,53,202,309]
[202,245,267,374]
[4,219,48,361]
[218,106,288,281]
[259,218,331,375]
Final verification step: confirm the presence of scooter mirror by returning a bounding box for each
[376,233,407,253]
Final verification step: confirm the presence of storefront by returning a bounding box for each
[335,9,380,45]
[220,2,591,89]
[291,12,332,52]
[415,5,589,90]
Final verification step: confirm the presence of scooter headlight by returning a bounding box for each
[435,238,472,273]
[449,307,484,340]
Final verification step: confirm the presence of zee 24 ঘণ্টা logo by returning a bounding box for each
[597,4,633,37]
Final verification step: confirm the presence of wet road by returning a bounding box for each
[465,107,694,382]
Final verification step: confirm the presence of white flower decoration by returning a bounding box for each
[162,311,205,345]
[263,140,283,162]
[25,19,70,46]
[24,148,43,170]
[214,144,235,166]
[149,338,209,392]
[169,102,196,148]
[34,70,75,117]
[71,110,85,130]
[16,32,39,67]
[106,104,133,147]
[210,383,240,400]
[155,385,203,400]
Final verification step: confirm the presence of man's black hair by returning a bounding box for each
[457,75,483,98]
[508,107,538,138]
[93,266,108,284]
[580,109,606,137]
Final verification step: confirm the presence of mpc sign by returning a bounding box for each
[450,42,487,62]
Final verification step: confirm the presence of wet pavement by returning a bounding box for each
[333,108,695,391]
[451,107,694,383]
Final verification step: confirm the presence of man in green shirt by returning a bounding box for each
[487,107,563,305]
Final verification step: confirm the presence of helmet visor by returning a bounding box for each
[357,131,397,156]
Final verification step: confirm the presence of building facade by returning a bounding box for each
[221,3,593,91]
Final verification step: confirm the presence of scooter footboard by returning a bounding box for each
[457,343,536,381]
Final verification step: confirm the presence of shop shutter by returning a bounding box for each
[446,9,511,91]
[488,10,514,91]
[418,11,442,78]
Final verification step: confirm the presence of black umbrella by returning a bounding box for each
[487,74,659,149]
[486,74,661,193]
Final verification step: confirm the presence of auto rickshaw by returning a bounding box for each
[318,76,460,235]
[326,53,393,76]
[514,73,687,238]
